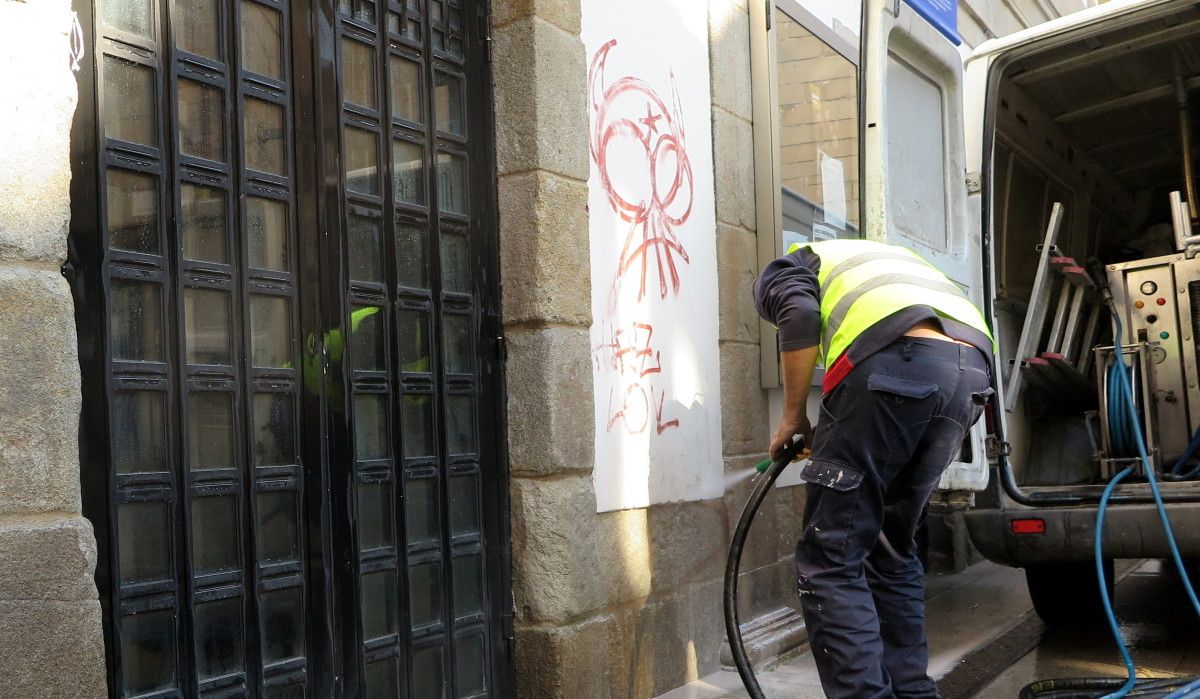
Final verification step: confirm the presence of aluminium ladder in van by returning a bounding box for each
[1005,203,1103,412]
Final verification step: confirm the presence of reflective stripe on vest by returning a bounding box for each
[800,239,994,366]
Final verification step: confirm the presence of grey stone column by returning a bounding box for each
[492,0,805,696]
[0,2,108,696]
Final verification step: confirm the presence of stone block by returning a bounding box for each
[0,515,105,698]
[723,468,778,573]
[498,171,592,327]
[0,267,82,516]
[515,614,615,698]
[716,224,760,344]
[0,516,99,602]
[510,473,652,622]
[712,108,757,231]
[734,559,794,621]
[492,17,589,181]
[0,0,77,263]
[505,325,594,476]
[609,578,725,698]
[708,0,752,121]
[491,0,581,35]
[718,342,768,456]
[774,483,806,560]
[0,600,106,698]
[646,499,726,592]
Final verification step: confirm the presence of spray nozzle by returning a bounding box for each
[754,434,808,474]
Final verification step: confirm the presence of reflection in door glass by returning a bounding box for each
[401,394,435,458]
[191,496,239,574]
[395,225,427,288]
[110,279,163,362]
[357,479,394,549]
[433,71,463,135]
[774,8,859,248]
[360,569,398,640]
[404,476,438,543]
[184,287,232,365]
[260,588,305,664]
[103,56,158,146]
[354,393,390,461]
[253,393,296,466]
[436,151,467,215]
[411,646,443,698]
[348,215,384,282]
[246,196,289,270]
[390,55,422,123]
[178,79,225,162]
[120,608,176,695]
[241,0,283,80]
[106,169,160,253]
[102,0,154,39]
[365,657,400,698]
[392,139,426,206]
[345,127,381,196]
[244,97,287,175]
[407,560,441,628]
[112,391,166,473]
[341,36,378,110]
[257,490,299,563]
[181,184,227,263]
[194,596,244,680]
[440,231,469,293]
[118,500,170,582]
[250,295,292,367]
[455,633,487,697]
[188,392,234,470]
[175,0,221,60]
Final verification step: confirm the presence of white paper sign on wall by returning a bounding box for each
[582,0,723,512]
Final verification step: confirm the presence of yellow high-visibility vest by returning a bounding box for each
[793,239,994,366]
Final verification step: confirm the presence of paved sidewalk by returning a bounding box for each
[656,561,1034,699]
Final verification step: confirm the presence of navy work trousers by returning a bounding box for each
[796,337,991,699]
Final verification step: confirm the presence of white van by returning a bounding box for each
[857,0,1200,625]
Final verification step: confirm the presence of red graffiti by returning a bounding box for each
[605,383,679,435]
[588,39,694,304]
[594,320,680,435]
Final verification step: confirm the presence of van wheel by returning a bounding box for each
[1025,560,1115,627]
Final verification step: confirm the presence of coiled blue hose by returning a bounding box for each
[1097,314,1200,699]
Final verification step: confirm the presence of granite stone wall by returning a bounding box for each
[492,1,806,695]
[0,1,107,696]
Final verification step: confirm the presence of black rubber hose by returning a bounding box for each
[724,437,805,699]
[1020,676,1200,698]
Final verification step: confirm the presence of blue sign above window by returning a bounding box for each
[904,0,961,45]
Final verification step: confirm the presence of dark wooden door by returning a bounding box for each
[71,0,508,695]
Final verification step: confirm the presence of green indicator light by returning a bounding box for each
[1161,331,1170,340]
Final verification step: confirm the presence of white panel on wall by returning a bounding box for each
[582,0,723,512]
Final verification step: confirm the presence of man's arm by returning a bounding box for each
[771,346,819,460]
[753,249,823,460]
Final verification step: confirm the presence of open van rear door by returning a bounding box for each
[859,0,989,490]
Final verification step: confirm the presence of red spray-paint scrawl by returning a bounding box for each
[588,39,695,304]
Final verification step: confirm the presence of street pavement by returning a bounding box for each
[658,559,1200,698]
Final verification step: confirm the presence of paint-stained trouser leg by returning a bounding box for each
[795,338,990,699]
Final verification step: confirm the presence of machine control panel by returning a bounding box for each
[1108,254,1200,461]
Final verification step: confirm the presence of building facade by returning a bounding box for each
[0,0,1089,697]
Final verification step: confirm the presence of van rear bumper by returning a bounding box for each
[964,502,1200,566]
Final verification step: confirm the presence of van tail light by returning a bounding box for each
[1010,518,1046,535]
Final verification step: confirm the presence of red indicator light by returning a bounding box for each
[1010,518,1046,535]
[1157,298,1167,306]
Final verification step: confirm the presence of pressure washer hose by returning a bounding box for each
[1023,299,1200,699]
[724,436,805,699]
